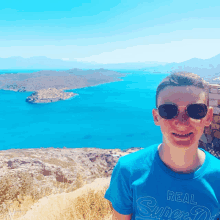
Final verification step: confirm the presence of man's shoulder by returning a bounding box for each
[202,150,220,180]
[201,151,220,187]
[206,150,220,166]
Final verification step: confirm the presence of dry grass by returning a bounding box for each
[0,170,113,220]
[60,186,113,220]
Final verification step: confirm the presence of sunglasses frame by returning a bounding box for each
[156,103,208,120]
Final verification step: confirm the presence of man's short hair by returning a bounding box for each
[156,71,210,108]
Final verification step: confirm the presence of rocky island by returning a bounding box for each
[25,87,78,103]
[0,68,129,103]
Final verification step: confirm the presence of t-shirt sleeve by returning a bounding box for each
[104,157,133,215]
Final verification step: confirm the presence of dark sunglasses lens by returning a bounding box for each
[159,104,178,119]
[187,104,207,119]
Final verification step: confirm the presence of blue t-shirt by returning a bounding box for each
[104,143,220,220]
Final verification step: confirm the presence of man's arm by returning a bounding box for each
[112,208,132,220]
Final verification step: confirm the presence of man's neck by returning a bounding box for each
[158,143,206,174]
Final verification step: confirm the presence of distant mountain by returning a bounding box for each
[96,61,167,69]
[0,56,167,70]
[142,53,220,83]
[2,55,219,83]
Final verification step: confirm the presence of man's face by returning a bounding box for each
[152,86,213,149]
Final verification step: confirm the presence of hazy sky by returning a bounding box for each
[0,0,220,64]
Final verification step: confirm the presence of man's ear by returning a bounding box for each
[152,108,161,125]
[204,106,213,127]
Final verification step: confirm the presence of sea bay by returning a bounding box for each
[0,69,169,151]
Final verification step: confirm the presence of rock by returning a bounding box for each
[0,147,144,195]
[206,134,213,144]
[200,134,220,159]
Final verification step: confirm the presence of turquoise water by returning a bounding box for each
[0,69,169,151]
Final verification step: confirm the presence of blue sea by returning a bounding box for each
[0,69,169,151]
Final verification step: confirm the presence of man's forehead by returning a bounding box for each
[158,86,207,105]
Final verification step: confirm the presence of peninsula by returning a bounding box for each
[0,68,129,103]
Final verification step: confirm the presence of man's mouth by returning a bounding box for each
[172,132,193,138]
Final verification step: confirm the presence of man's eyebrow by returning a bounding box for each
[163,101,174,104]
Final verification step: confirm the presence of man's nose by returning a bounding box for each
[174,107,190,123]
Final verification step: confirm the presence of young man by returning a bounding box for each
[104,72,220,220]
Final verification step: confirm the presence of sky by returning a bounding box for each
[0,0,220,64]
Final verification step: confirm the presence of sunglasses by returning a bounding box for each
[156,103,208,120]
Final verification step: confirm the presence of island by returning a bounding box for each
[25,87,78,103]
[0,68,130,103]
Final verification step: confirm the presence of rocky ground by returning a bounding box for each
[0,146,144,197]
[0,144,219,193]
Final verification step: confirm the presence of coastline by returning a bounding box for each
[0,68,129,104]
